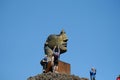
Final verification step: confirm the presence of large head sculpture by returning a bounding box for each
[44,30,68,59]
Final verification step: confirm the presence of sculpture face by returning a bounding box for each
[44,30,68,56]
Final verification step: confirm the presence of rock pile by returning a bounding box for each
[27,72,88,80]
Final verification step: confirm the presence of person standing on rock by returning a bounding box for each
[51,45,60,73]
[90,67,96,80]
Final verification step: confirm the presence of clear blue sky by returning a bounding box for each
[0,0,120,80]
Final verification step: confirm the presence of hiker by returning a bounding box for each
[51,45,60,73]
[40,55,48,73]
[90,67,96,80]
[116,75,120,80]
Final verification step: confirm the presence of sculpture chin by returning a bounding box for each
[60,47,67,53]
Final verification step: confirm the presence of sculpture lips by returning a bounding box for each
[62,42,67,47]
[63,39,68,47]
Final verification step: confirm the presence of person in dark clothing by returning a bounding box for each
[90,67,96,80]
[51,46,60,73]
[40,55,48,73]
[116,75,120,80]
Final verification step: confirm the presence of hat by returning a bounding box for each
[91,67,95,70]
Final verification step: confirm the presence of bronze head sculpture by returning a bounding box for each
[44,30,68,61]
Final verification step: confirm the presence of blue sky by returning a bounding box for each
[0,0,120,80]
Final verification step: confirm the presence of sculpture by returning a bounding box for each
[44,30,68,61]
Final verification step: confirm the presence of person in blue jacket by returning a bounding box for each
[90,67,96,80]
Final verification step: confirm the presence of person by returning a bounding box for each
[51,45,60,73]
[116,75,120,80]
[40,55,48,73]
[90,67,96,80]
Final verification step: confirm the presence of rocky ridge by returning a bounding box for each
[27,72,88,80]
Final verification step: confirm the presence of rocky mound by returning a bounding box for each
[27,72,88,80]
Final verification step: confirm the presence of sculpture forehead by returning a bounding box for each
[47,32,68,42]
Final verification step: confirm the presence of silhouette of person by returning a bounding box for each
[90,67,96,80]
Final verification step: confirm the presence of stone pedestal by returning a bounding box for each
[45,60,71,74]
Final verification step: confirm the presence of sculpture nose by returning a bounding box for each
[64,39,68,42]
